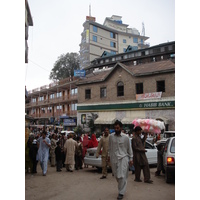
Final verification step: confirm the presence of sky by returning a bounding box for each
[25,0,175,91]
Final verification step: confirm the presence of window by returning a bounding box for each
[93,25,98,32]
[57,92,62,98]
[110,41,116,48]
[132,46,138,51]
[32,108,36,114]
[140,39,143,44]
[133,37,138,43]
[57,105,62,110]
[136,83,143,94]
[39,96,44,101]
[170,138,175,153]
[117,82,124,96]
[110,51,116,55]
[32,98,36,103]
[71,103,77,111]
[110,32,116,39]
[50,94,54,99]
[157,80,165,92]
[93,35,97,42]
[100,87,107,98]
[123,39,126,43]
[71,88,78,95]
[48,107,52,113]
[41,108,45,113]
[85,89,91,99]
[123,48,126,53]
[116,56,121,61]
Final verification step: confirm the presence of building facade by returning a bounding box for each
[25,0,33,63]
[77,42,175,132]
[25,77,79,130]
[79,15,149,69]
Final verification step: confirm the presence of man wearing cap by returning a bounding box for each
[108,120,133,200]
[37,131,51,176]
[131,126,153,183]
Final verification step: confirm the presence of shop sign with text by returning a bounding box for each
[136,92,162,100]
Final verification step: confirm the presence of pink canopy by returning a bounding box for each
[132,119,165,134]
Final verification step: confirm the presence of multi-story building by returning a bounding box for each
[77,41,175,132]
[79,15,149,69]
[25,0,33,63]
[25,77,79,130]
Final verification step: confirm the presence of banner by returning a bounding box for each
[136,92,162,101]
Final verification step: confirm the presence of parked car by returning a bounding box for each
[156,131,175,146]
[84,140,157,168]
[61,130,75,138]
[163,137,175,183]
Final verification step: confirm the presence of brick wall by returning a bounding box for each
[78,65,175,104]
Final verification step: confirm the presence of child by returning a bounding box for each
[55,141,62,172]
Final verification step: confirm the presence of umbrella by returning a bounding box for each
[132,119,165,134]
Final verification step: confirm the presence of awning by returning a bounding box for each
[121,111,145,124]
[94,112,116,124]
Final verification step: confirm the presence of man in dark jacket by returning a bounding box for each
[29,139,38,174]
[55,141,62,172]
[131,126,153,183]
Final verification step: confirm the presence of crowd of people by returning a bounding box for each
[26,121,158,200]
[25,127,98,175]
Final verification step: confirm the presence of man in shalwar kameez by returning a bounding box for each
[64,133,77,172]
[131,126,153,183]
[108,120,133,200]
[37,131,51,176]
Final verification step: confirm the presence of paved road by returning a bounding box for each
[25,164,175,200]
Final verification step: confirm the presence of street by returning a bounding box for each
[25,163,175,200]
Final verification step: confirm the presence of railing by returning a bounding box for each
[27,110,77,119]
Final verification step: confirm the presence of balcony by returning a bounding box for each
[27,110,77,119]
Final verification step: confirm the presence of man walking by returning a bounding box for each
[64,133,77,172]
[96,127,110,179]
[37,131,51,176]
[108,120,133,200]
[131,126,153,183]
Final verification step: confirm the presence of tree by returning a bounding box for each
[49,52,80,81]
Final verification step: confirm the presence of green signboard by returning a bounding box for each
[77,101,175,111]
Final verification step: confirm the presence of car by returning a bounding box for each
[84,140,157,168]
[156,131,175,146]
[163,137,175,183]
[61,130,75,137]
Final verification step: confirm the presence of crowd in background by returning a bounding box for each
[25,127,99,174]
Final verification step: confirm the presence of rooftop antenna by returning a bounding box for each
[89,4,91,16]
[141,22,145,36]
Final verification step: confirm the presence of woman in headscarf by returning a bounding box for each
[82,133,89,168]
[88,134,98,148]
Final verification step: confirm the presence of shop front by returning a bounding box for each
[77,97,175,132]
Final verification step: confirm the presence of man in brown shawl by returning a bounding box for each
[131,126,153,183]
[64,133,77,172]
